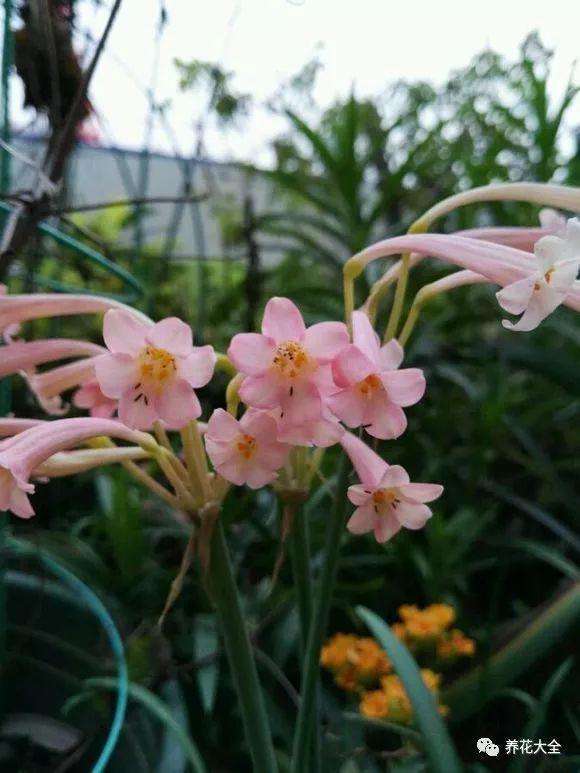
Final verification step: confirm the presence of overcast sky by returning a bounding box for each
[8,0,580,161]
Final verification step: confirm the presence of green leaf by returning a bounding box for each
[501,538,580,580]
[343,711,422,742]
[193,614,219,715]
[85,678,207,773]
[508,658,573,773]
[355,606,462,773]
[443,582,580,722]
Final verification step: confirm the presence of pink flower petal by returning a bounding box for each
[245,464,278,489]
[10,485,35,518]
[103,309,148,356]
[327,388,365,428]
[280,381,321,426]
[340,431,388,488]
[261,297,306,342]
[227,333,275,375]
[207,408,241,442]
[332,345,375,387]
[394,501,432,530]
[399,482,443,503]
[502,284,563,332]
[374,513,401,543]
[496,275,536,315]
[239,375,282,408]
[378,339,404,371]
[146,317,193,357]
[352,311,381,363]
[381,368,426,407]
[254,441,289,470]
[205,437,237,466]
[177,345,216,388]
[94,353,137,398]
[155,380,202,428]
[379,465,410,488]
[216,457,248,486]
[347,484,373,506]
[240,409,277,438]
[118,389,158,429]
[347,504,377,535]
[311,364,339,396]
[304,321,349,362]
[364,394,407,440]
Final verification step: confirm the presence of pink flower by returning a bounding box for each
[227,297,349,440]
[340,432,442,543]
[496,217,580,332]
[95,310,216,430]
[328,311,425,439]
[0,417,152,518]
[205,408,290,488]
[73,380,117,418]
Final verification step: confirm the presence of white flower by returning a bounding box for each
[496,217,580,332]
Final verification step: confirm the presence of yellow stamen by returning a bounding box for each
[357,373,382,397]
[137,346,177,393]
[271,341,312,381]
[236,433,257,460]
[372,488,398,514]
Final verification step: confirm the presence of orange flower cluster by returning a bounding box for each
[394,604,476,662]
[320,633,392,692]
[360,669,446,724]
[321,603,476,726]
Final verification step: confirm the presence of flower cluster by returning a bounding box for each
[0,186,578,555]
[321,604,474,725]
[360,670,446,724]
[320,633,392,692]
[393,604,476,662]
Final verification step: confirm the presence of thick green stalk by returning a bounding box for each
[287,502,321,773]
[291,458,350,773]
[208,522,278,773]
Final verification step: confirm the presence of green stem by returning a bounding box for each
[384,252,410,341]
[288,501,321,773]
[208,522,278,773]
[291,458,350,773]
[288,503,312,654]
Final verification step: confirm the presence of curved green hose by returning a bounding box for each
[0,201,144,301]
[6,537,128,772]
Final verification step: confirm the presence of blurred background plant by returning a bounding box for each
[1,4,579,768]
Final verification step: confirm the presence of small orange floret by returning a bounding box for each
[437,629,476,660]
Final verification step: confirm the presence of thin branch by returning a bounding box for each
[45,0,124,183]
[53,192,209,215]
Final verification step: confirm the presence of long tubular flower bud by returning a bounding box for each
[0,418,45,438]
[35,446,150,477]
[0,418,157,517]
[411,183,580,234]
[347,234,580,311]
[0,339,104,378]
[24,357,100,415]
[363,226,547,320]
[0,293,152,338]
